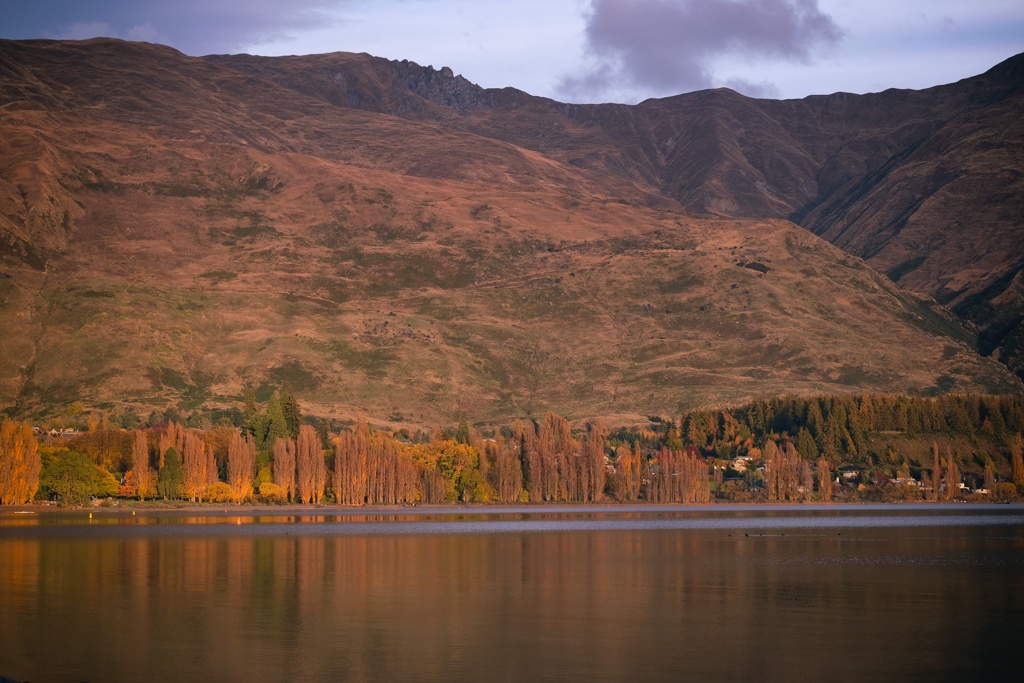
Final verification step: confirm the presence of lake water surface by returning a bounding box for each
[1,505,1021,682]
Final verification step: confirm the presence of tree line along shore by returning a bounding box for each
[3,392,1024,508]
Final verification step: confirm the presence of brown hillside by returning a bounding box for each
[0,39,1019,425]
[207,47,1024,379]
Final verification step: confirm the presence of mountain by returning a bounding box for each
[207,48,1024,380]
[0,38,1019,425]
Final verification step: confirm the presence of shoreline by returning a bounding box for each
[3,500,1021,517]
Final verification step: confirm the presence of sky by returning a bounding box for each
[1,0,1023,103]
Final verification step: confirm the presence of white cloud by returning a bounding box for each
[124,22,168,45]
[56,21,115,40]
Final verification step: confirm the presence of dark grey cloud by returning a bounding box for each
[0,1,342,55]
[560,0,842,101]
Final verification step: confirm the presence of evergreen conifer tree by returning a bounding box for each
[157,447,184,500]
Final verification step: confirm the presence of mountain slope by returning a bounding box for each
[209,47,1023,378]
[0,39,1019,425]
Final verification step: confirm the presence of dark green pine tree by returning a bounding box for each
[262,392,289,451]
[157,447,184,500]
[243,386,259,436]
[455,418,471,445]
[796,428,819,461]
[805,400,824,442]
[282,390,302,440]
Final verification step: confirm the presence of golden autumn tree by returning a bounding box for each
[273,437,297,502]
[366,436,418,505]
[516,420,542,503]
[583,420,607,502]
[614,443,642,502]
[817,457,832,502]
[227,432,256,503]
[493,438,523,502]
[296,424,325,504]
[408,438,484,503]
[182,430,210,503]
[0,419,40,505]
[645,447,709,503]
[334,422,370,505]
[800,460,814,503]
[159,420,185,471]
[763,440,782,501]
[944,449,961,501]
[129,430,155,500]
[538,415,561,502]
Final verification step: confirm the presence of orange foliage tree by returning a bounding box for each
[645,446,710,503]
[296,425,325,504]
[492,437,523,503]
[0,419,40,505]
[272,437,297,502]
[816,457,832,502]
[227,432,256,503]
[614,443,642,502]
[334,422,370,505]
[129,430,155,500]
[159,421,185,471]
[182,430,212,502]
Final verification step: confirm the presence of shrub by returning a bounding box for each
[258,482,287,504]
[204,481,235,504]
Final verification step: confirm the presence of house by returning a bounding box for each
[838,464,865,480]
[730,455,752,473]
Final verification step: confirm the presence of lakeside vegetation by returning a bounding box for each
[3,392,1024,507]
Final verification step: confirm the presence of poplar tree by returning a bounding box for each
[130,430,154,500]
[273,437,297,502]
[944,449,960,501]
[516,420,541,503]
[182,431,210,502]
[158,420,185,470]
[614,443,642,502]
[227,432,256,503]
[800,461,814,503]
[0,419,40,505]
[296,424,325,504]
[494,438,523,502]
[335,422,370,505]
[584,421,607,502]
[817,457,832,502]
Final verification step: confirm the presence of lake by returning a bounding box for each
[1,505,1022,682]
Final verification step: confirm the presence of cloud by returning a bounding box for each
[58,21,116,41]
[722,78,780,98]
[17,1,343,55]
[559,0,842,102]
[123,23,169,45]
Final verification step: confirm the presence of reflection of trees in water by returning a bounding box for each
[1,523,1021,680]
